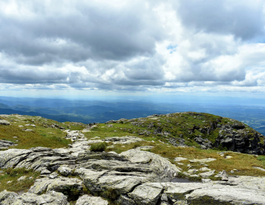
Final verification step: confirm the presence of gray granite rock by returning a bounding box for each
[0,190,68,205]
[120,149,182,180]
[0,190,18,205]
[128,183,163,205]
[186,184,265,205]
[13,191,69,205]
[76,195,108,205]
[29,176,83,199]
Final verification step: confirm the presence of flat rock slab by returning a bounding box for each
[76,195,108,205]
[222,176,265,191]
[97,175,144,195]
[128,183,163,205]
[186,184,265,205]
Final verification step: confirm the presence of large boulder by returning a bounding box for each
[120,149,182,180]
[128,183,163,205]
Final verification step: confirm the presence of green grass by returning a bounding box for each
[0,167,40,192]
[257,155,265,167]
[0,115,71,149]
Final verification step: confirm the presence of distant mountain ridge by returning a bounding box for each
[0,96,265,136]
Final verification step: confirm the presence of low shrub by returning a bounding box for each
[90,142,107,152]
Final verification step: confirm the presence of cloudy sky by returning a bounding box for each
[0,0,265,98]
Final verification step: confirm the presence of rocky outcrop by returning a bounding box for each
[215,123,265,154]
[0,133,265,204]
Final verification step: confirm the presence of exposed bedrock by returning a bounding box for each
[0,134,265,204]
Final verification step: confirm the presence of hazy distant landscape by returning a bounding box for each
[0,96,264,136]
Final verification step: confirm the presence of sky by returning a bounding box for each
[0,0,265,99]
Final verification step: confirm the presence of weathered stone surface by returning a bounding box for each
[77,152,128,163]
[97,175,144,195]
[128,183,163,205]
[29,176,83,199]
[80,168,145,196]
[76,195,109,205]
[0,190,18,205]
[0,147,76,171]
[78,169,108,193]
[13,191,69,205]
[162,182,205,201]
[215,123,265,155]
[120,149,181,180]
[222,176,265,191]
[186,184,265,205]
[0,148,32,168]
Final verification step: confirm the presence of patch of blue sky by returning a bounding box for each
[166,44,177,54]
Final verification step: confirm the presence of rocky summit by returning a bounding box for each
[0,113,265,205]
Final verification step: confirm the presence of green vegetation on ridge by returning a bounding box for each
[0,115,79,149]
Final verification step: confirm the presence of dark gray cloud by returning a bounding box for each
[0,0,165,66]
[0,67,69,84]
